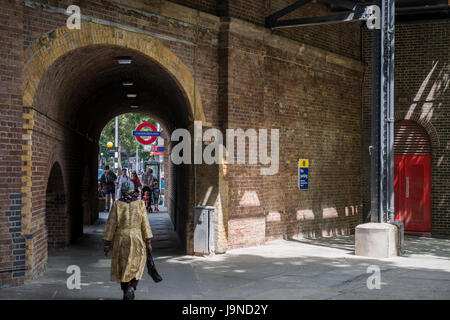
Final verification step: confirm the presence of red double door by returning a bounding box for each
[394,155,431,232]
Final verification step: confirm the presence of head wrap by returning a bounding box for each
[120,180,136,203]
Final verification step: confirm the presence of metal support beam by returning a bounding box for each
[396,4,450,14]
[266,1,450,30]
[370,0,381,223]
[268,11,367,29]
[266,0,375,29]
[379,0,395,223]
[265,0,312,28]
[317,0,363,11]
[265,0,399,226]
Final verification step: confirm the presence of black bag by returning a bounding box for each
[146,249,162,283]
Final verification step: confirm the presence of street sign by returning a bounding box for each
[133,122,160,145]
[149,146,164,156]
[153,146,164,153]
[298,159,309,190]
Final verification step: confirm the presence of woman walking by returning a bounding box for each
[130,170,142,194]
[103,180,153,300]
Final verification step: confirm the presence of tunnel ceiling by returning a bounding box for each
[33,45,191,140]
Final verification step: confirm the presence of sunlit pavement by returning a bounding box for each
[0,210,449,300]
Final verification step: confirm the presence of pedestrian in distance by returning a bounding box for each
[141,167,155,193]
[116,168,130,199]
[130,170,142,194]
[141,167,155,212]
[152,181,161,212]
[99,165,117,212]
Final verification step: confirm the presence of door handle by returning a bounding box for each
[406,176,409,198]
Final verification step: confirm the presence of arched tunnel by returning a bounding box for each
[33,44,195,265]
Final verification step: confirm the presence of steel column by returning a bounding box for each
[379,0,395,223]
[370,0,381,222]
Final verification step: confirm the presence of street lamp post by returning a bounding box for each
[106,141,114,170]
[115,116,119,174]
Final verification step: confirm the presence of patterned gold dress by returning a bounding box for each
[103,199,153,283]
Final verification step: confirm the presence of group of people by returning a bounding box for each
[100,166,164,299]
[100,166,161,213]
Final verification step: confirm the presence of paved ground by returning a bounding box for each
[0,210,449,300]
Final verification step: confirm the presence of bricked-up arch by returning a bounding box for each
[45,162,67,249]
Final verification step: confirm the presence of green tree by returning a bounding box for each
[98,113,158,168]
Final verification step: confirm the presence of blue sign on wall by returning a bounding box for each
[298,159,309,190]
[132,131,160,136]
[299,168,309,190]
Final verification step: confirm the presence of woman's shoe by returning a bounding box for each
[123,287,135,300]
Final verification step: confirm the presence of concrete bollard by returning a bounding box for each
[355,223,399,258]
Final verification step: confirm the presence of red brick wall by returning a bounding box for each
[222,0,361,59]
[170,0,217,15]
[0,0,26,287]
[20,0,220,259]
[23,108,87,279]
[22,0,220,125]
[2,0,367,286]
[223,20,363,249]
[361,21,450,236]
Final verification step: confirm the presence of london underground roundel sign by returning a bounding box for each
[132,122,160,145]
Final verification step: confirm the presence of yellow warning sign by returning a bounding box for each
[299,159,309,168]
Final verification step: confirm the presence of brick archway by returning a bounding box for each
[21,22,212,279]
[29,161,68,278]
[23,22,206,124]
